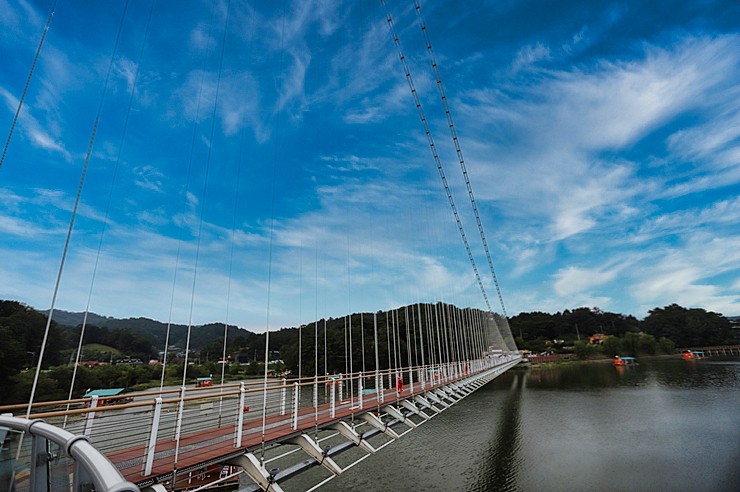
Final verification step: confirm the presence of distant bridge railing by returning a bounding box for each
[677,345,740,356]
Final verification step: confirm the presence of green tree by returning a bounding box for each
[600,336,623,357]
[658,337,676,354]
[573,341,597,360]
[642,304,732,347]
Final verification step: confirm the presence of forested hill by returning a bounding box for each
[46,309,249,353]
[48,310,255,351]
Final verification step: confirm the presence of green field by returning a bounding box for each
[81,343,124,359]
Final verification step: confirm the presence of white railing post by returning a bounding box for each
[280,378,287,416]
[174,386,186,443]
[338,374,344,402]
[84,395,98,437]
[291,382,299,430]
[358,373,364,410]
[379,371,385,403]
[235,382,246,447]
[313,377,318,409]
[330,381,336,419]
[144,397,162,475]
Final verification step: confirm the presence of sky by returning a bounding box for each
[0,0,738,331]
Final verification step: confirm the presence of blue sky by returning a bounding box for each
[0,0,738,330]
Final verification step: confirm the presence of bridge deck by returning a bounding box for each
[98,362,514,487]
[113,382,438,484]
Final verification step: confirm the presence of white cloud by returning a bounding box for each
[553,265,619,297]
[631,234,740,315]
[634,197,740,243]
[0,86,72,161]
[512,42,551,72]
[133,165,165,193]
[462,34,739,245]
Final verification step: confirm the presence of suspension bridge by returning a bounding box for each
[1,1,522,490]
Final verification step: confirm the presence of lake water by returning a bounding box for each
[315,357,740,492]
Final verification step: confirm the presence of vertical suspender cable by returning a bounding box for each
[27,0,131,418]
[261,0,289,463]
[386,310,392,389]
[417,303,425,376]
[65,0,156,422]
[175,0,231,475]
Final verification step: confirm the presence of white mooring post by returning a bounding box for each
[144,397,163,475]
[235,382,246,447]
[280,377,287,416]
[291,382,299,430]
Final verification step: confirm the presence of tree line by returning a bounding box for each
[1,299,736,405]
[508,304,736,353]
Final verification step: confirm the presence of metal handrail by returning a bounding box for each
[0,415,139,492]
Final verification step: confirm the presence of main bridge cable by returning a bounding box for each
[413,0,508,318]
[380,1,492,313]
[0,0,56,171]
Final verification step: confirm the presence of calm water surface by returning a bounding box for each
[311,357,740,491]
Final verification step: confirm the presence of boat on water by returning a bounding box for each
[682,350,705,360]
[613,355,637,366]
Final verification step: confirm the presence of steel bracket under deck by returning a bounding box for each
[425,391,450,408]
[399,399,431,420]
[331,421,376,454]
[414,395,441,413]
[226,453,285,492]
[288,433,343,475]
[382,405,417,429]
[361,412,400,439]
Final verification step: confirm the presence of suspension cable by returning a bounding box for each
[27,0,131,419]
[381,1,492,313]
[261,0,289,462]
[413,0,508,317]
[65,0,156,422]
[0,1,56,171]
[175,0,230,474]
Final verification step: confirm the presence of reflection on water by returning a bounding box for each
[315,356,740,492]
[471,373,522,491]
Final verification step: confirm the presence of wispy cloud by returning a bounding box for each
[512,42,551,73]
